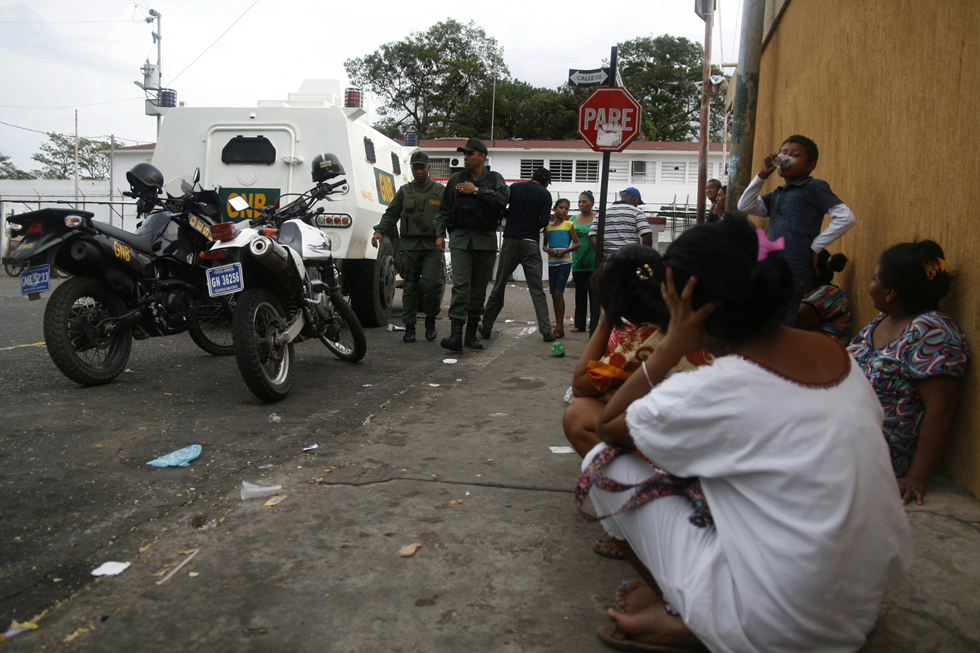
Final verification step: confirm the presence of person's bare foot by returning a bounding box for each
[605,602,703,648]
[615,580,661,613]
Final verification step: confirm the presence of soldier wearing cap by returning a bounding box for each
[373,151,446,342]
[433,137,510,352]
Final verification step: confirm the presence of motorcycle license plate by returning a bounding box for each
[206,263,244,297]
[20,264,50,295]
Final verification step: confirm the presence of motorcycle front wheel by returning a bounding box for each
[4,260,26,277]
[188,294,236,356]
[233,288,293,402]
[319,292,367,363]
[43,276,133,386]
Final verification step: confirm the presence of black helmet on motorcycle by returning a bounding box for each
[126,163,164,195]
[311,153,344,183]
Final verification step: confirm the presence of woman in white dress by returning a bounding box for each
[585,216,912,653]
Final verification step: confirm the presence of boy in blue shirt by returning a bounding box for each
[738,135,856,325]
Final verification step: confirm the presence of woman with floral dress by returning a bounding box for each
[848,240,970,505]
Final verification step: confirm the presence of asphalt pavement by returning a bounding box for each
[1,275,979,652]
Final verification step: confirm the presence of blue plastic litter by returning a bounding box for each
[147,444,202,468]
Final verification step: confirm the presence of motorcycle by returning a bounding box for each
[207,153,366,402]
[7,164,236,386]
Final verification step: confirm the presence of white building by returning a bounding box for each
[416,138,727,212]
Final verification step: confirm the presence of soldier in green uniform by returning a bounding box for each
[372,151,446,343]
[434,138,510,352]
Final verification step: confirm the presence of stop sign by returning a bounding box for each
[577,87,643,152]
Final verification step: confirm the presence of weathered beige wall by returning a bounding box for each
[749,0,980,495]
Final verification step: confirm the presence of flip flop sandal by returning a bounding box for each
[597,625,706,652]
[593,538,627,560]
[571,326,583,332]
[553,328,565,338]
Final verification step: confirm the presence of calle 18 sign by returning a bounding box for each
[577,87,643,152]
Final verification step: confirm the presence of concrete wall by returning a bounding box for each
[749,0,980,494]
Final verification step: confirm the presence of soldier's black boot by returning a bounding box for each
[440,318,464,352]
[465,319,484,350]
[402,324,416,343]
[424,316,437,341]
[478,321,492,340]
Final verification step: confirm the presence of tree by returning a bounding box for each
[617,35,727,142]
[345,20,508,139]
[0,151,34,179]
[30,133,110,180]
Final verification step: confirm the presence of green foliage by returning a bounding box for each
[30,133,111,180]
[347,23,730,143]
[617,35,727,142]
[460,81,590,140]
[344,20,508,139]
[0,150,34,179]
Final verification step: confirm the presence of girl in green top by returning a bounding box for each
[572,191,600,333]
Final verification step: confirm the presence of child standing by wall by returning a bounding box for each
[544,198,579,338]
[737,135,856,325]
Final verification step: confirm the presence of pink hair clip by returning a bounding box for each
[756,229,785,261]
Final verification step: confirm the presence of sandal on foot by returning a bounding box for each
[597,625,705,652]
[571,326,583,332]
[594,537,627,560]
[552,328,565,338]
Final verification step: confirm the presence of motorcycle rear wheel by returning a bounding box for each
[43,276,133,386]
[319,292,367,363]
[188,294,236,356]
[233,288,293,402]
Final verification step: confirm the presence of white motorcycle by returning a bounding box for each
[207,153,366,402]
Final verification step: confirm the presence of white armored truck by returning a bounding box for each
[150,80,411,327]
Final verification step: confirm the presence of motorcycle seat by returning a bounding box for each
[92,221,155,253]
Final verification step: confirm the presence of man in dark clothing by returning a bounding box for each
[479,167,555,342]
[433,137,510,352]
[372,151,445,343]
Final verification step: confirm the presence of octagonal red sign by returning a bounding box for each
[577,87,643,152]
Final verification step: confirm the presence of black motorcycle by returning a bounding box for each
[7,164,236,386]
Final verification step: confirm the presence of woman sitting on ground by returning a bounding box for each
[848,240,970,505]
[583,216,911,652]
[563,244,712,560]
[796,249,852,344]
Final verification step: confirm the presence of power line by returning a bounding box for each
[0,97,143,109]
[168,0,260,84]
[0,119,150,144]
[0,19,142,24]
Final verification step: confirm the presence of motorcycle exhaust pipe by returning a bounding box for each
[70,240,106,266]
[249,236,296,278]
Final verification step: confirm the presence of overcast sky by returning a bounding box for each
[0,0,743,171]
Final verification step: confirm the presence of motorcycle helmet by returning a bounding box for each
[126,163,164,195]
[311,153,344,183]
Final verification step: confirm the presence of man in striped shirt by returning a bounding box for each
[588,187,653,257]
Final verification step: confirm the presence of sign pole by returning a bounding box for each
[595,46,618,261]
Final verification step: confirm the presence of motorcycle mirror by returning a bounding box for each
[192,168,201,185]
[228,196,250,212]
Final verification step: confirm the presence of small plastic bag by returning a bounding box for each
[146,444,202,468]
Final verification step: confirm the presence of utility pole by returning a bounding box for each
[695,0,714,224]
[74,110,79,204]
[150,9,162,138]
[726,0,765,217]
[109,135,115,227]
